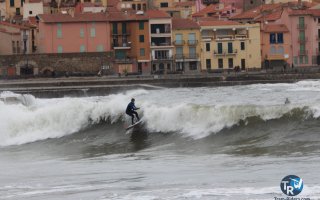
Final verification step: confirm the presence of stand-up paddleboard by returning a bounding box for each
[126,120,143,130]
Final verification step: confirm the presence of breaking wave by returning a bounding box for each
[1,87,320,147]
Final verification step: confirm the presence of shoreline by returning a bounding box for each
[1,72,320,98]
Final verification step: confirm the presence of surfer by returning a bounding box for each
[285,98,290,104]
[126,98,140,125]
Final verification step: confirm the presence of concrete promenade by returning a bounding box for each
[1,72,320,97]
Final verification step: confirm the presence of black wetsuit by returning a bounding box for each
[126,102,140,125]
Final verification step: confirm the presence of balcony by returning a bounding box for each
[175,54,199,60]
[115,58,133,64]
[112,42,131,49]
[173,40,185,45]
[152,55,173,61]
[298,50,308,56]
[151,42,173,48]
[266,54,286,60]
[297,24,307,30]
[112,32,130,36]
[187,40,198,46]
[298,37,308,43]
[214,50,238,56]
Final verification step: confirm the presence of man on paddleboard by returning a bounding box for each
[126,98,140,125]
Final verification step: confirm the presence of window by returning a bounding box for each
[189,47,196,58]
[176,47,183,59]
[140,48,145,56]
[228,58,234,69]
[189,61,197,70]
[57,46,63,53]
[175,34,183,45]
[137,4,141,10]
[139,21,144,30]
[160,2,168,7]
[241,59,246,69]
[218,58,223,69]
[270,33,276,44]
[206,43,210,52]
[277,33,283,43]
[122,22,126,34]
[188,33,196,45]
[138,63,142,73]
[206,59,211,69]
[57,23,62,38]
[241,42,245,50]
[96,45,104,52]
[299,56,304,64]
[132,4,136,10]
[80,45,86,52]
[113,23,117,34]
[16,41,20,53]
[305,56,308,64]
[294,56,298,65]
[270,46,276,54]
[90,27,96,37]
[228,42,233,53]
[278,46,284,54]
[29,11,32,15]
[217,43,222,54]
[80,28,84,38]
[21,0,24,6]
[10,0,14,7]
[139,35,144,42]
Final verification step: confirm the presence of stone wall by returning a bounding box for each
[0,52,114,77]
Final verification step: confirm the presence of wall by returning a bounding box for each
[0,52,114,76]
[23,2,43,19]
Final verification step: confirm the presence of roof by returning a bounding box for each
[172,18,199,29]
[38,13,109,23]
[192,4,218,17]
[255,9,283,22]
[263,24,289,33]
[231,3,282,20]
[199,20,241,26]
[145,10,171,19]
[0,21,29,29]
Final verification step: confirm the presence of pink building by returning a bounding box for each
[38,13,111,53]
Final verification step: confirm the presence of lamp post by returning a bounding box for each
[23,30,30,75]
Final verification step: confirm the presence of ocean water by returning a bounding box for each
[1,81,320,200]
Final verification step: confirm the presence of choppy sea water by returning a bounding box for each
[1,80,320,200]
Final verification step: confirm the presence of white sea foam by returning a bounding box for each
[2,80,320,146]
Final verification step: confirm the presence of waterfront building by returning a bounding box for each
[172,18,201,73]
[0,21,33,55]
[5,0,23,18]
[37,13,111,54]
[119,0,148,11]
[199,20,261,70]
[108,10,151,74]
[0,0,6,20]
[23,0,43,20]
[148,9,174,74]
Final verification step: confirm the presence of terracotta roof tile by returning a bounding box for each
[145,10,171,18]
[38,13,109,23]
[231,3,282,20]
[172,18,199,29]
[199,20,241,26]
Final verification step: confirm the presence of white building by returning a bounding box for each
[23,1,43,20]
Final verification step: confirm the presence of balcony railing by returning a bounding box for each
[174,54,199,60]
[187,40,198,45]
[298,37,308,43]
[151,42,172,47]
[214,49,238,55]
[297,24,307,30]
[173,40,185,45]
[152,56,173,60]
[115,58,133,64]
[112,32,130,36]
[112,42,131,49]
[298,50,308,56]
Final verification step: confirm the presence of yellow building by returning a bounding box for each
[172,18,201,73]
[152,0,196,18]
[5,0,23,18]
[199,21,261,71]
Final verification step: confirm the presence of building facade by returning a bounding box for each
[38,13,111,54]
[200,21,261,70]
[172,18,201,73]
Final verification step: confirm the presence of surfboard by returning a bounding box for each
[125,120,143,130]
